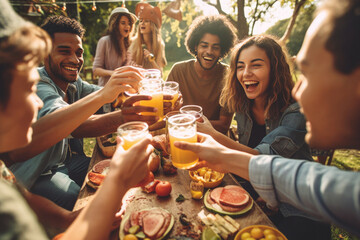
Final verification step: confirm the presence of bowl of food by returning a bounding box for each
[97,133,117,157]
[234,225,287,240]
[189,167,224,188]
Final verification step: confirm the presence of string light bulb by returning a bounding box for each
[62,2,66,11]
[92,1,96,11]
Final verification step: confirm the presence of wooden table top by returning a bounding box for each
[74,142,275,239]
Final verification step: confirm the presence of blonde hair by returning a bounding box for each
[220,35,294,119]
[129,22,167,69]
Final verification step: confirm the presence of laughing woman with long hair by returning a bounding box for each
[93,7,137,86]
[197,34,331,240]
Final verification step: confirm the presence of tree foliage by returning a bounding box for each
[266,3,315,56]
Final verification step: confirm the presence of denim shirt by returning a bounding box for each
[235,102,312,160]
[249,155,360,236]
[9,67,101,189]
[235,102,315,219]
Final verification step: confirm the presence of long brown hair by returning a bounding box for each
[129,22,166,69]
[106,13,134,57]
[220,35,294,119]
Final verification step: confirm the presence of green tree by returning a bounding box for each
[266,3,315,56]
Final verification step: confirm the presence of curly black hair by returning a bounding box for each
[185,15,237,59]
[41,15,85,39]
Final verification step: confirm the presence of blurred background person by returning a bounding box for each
[129,2,167,73]
[93,7,137,86]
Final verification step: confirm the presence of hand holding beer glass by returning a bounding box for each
[163,81,180,108]
[167,114,198,169]
[138,78,164,117]
[117,122,149,150]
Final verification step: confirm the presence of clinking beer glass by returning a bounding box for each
[163,81,179,107]
[117,121,149,150]
[167,114,198,169]
[139,78,164,117]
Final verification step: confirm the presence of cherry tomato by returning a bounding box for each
[135,171,154,188]
[155,181,172,197]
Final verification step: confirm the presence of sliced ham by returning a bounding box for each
[87,171,105,186]
[130,211,141,227]
[143,213,165,238]
[124,218,131,233]
[219,187,249,207]
[210,187,223,204]
[155,212,171,238]
[92,160,111,174]
[218,202,249,212]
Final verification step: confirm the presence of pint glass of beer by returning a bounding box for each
[117,122,149,150]
[167,114,198,169]
[163,81,179,107]
[180,105,203,121]
[139,79,164,117]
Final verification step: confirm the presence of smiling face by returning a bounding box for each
[118,15,132,38]
[236,45,271,103]
[139,19,152,35]
[0,63,43,152]
[293,11,360,149]
[195,33,221,71]
[45,33,84,90]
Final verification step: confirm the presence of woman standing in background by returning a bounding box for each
[93,7,137,86]
[129,2,167,73]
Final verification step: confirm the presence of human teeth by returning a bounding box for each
[204,56,213,61]
[64,66,77,71]
[244,81,258,85]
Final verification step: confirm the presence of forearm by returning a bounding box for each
[7,91,106,163]
[62,171,128,240]
[222,149,252,180]
[93,68,114,78]
[23,190,75,233]
[249,155,360,235]
[210,120,229,134]
[212,131,259,155]
[71,110,124,138]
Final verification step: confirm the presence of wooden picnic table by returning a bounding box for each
[74,141,275,239]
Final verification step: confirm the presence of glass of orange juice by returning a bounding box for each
[117,122,149,150]
[139,79,164,117]
[180,105,203,121]
[167,114,198,169]
[163,81,179,107]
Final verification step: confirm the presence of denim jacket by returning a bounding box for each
[235,102,317,219]
[235,102,312,160]
[9,67,101,189]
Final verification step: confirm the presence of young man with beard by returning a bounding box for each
[175,0,360,237]
[9,15,158,211]
[166,15,237,134]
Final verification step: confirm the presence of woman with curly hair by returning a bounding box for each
[198,35,330,240]
[93,7,137,86]
[129,2,167,72]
